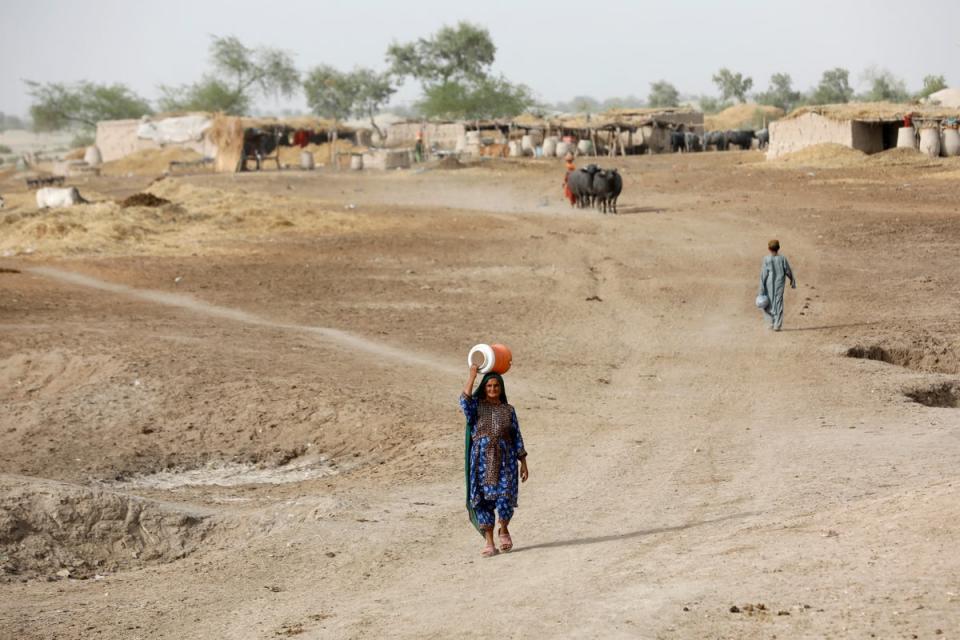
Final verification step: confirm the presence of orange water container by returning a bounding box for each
[468,343,513,375]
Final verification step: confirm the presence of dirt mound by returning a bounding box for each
[0,178,398,257]
[428,156,466,170]
[119,192,171,208]
[0,475,212,580]
[64,148,85,161]
[705,103,784,131]
[101,147,204,177]
[866,147,940,168]
[772,143,867,168]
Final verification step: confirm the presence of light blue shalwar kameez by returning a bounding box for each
[758,254,796,331]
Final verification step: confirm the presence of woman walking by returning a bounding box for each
[460,364,529,557]
[758,239,797,331]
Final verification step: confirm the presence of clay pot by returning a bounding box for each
[468,343,513,375]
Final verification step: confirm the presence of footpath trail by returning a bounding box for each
[3,156,959,639]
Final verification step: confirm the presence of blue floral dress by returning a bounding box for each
[460,393,527,514]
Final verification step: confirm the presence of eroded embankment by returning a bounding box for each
[0,475,213,581]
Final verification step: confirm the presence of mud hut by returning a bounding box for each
[766,103,960,159]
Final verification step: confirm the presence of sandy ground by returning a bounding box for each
[1,150,959,639]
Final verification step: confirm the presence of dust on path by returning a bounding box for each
[27,266,460,376]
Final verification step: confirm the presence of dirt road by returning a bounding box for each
[1,151,959,638]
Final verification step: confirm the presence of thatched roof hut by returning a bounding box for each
[767,102,960,159]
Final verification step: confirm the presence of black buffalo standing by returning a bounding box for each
[724,129,756,150]
[705,130,727,151]
[592,169,622,214]
[568,164,600,208]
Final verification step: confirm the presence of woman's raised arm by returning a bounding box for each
[463,364,479,397]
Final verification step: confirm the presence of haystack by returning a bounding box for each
[705,103,783,131]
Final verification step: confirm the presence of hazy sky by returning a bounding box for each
[2,0,958,117]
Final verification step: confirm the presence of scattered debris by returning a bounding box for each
[585,295,602,302]
[119,193,171,208]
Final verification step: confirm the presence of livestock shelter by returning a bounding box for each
[766,103,960,159]
[384,108,703,157]
[542,107,704,155]
[96,113,365,173]
[206,115,362,172]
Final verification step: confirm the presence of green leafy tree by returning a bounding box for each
[809,68,854,104]
[304,65,397,141]
[387,22,496,84]
[387,22,532,120]
[351,68,396,139]
[697,95,731,114]
[917,74,947,100]
[25,80,152,131]
[859,67,909,102]
[418,76,533,120]
[755,73,802,112]
[648,81,679,108]
[303,64,360,130]
[712,68,753,103]
[159,35,298,115]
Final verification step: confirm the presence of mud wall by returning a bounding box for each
[766,112,853,159]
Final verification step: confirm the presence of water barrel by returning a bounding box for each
[508,141,523,157]
[83,146,102,167]
[919,127,940,158]
[555,141,572,158]
[942,128,960,157]
[468,343,513,375]
[896,125,917,149]
[521,135,535,155]
[542,137,558,157]
[577,139,594,155]
[350,154,364,170]
[300,150,315,170]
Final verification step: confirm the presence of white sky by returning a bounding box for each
[1,0,958,117]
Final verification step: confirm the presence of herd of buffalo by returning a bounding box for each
[670,127,769,153]
[567,164,623,214]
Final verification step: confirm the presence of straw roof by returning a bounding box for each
[426,107,701,131]
[784,102,960,123]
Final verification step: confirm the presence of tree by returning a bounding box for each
[387,22,533,120]
[755,73,802,112]
[697,95,731,114]
[387,22,496,85]
[809,68,854,105]
[303,65,361,123]
[917,74,947,100]
[648,81,679,108]
[712,68,753,103]
[351,68,396,139]
[417,76,534,120]
[158,78,249,114]
[25,80,152,131]
[160,35,298,115]
[859,67,909,102]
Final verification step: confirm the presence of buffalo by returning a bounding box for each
[725,129,756,150]
[592,169,622,214]
[568,164,600,208]
[756,128,770,149]
[705,130,727,151]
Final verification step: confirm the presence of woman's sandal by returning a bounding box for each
[498,530,513,552]
[481,543,499,558]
